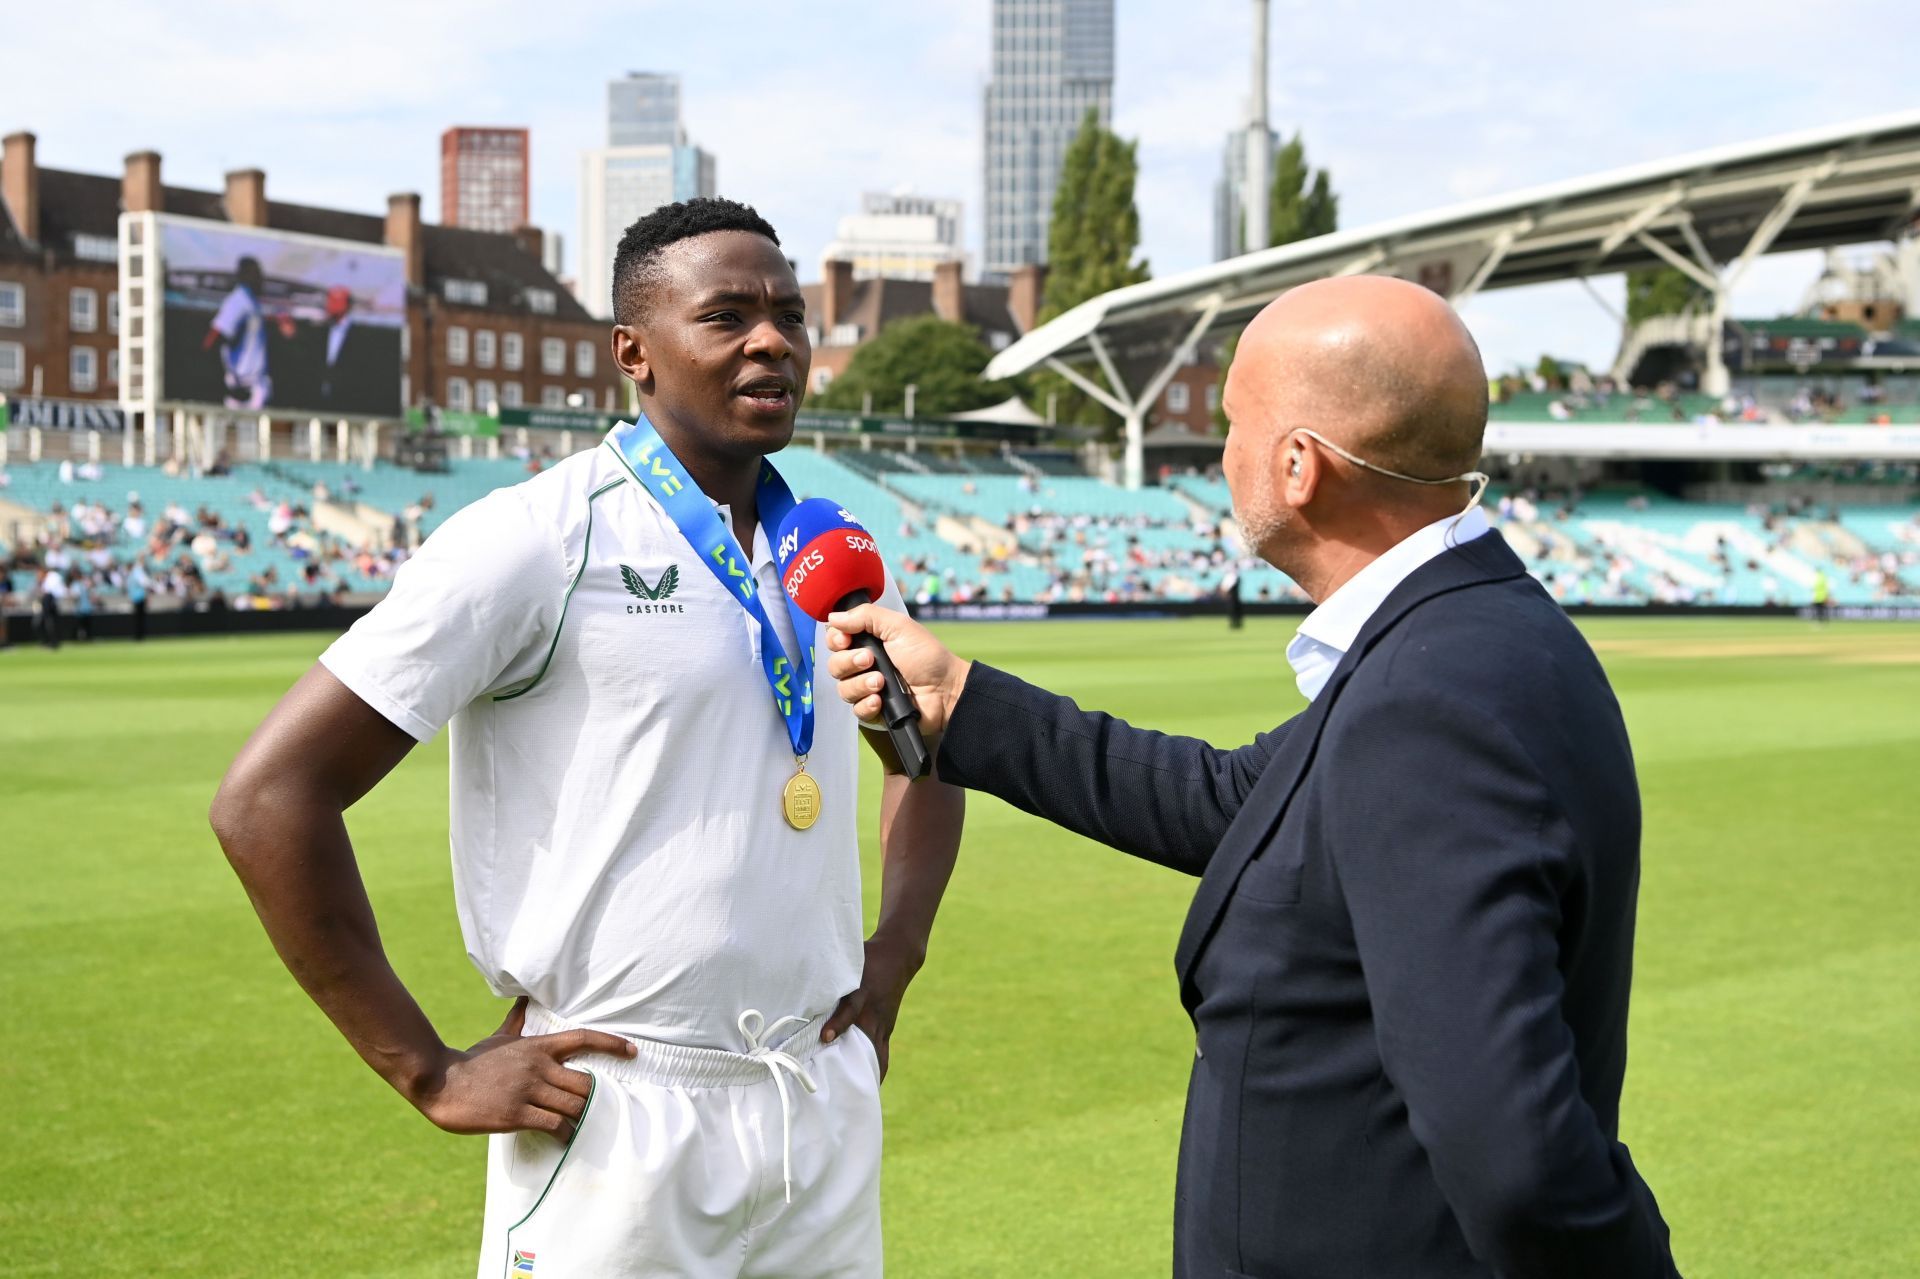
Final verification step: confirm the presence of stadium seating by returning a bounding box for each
[1486,392,1729,423]
[6,452,1917,610]
[1,461,397,599]
[263,457,530,536]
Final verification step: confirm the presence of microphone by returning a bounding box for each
[774,497,932,781]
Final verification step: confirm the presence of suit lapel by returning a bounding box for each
[1171,532,1532,1002]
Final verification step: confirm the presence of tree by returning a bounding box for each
[814,315,1017,417]
[1268,132,1339,247]
[1215,132,1340,429]
[1625,266,1707,327]
[1030,108,1152,428]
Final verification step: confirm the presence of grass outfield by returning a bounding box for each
[3,617,1917,1277]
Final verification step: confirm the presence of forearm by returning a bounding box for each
[213,785,447,1103]
[936,663,1276,875]
[870,773,964,960]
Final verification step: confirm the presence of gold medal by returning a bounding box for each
[782,764,822,831]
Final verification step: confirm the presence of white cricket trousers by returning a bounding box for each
[476,1005,883,1278]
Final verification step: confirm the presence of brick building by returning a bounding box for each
[799,253,1221,433]
[1152,348,1224,435]
[0,130,620,424]
[802,258,1046,395]
[440,126,530,234]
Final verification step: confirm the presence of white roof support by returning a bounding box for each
[1138,294,1224,411]
[1452,220,1532,306]
[1121,295,1224,489]
[1333,247,1387,276]
[1726,155,1840,293]
[987,110,1920,427]
[1044,357,1130,419]
[1593,185,1685,260]
[1674,214,1720,281]
[1578,275,1626,327]
[1058,294,1224,491]
[1631,230,1723,294]
[1086,331,1134,406]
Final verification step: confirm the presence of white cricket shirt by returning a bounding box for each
[320,433,904,1047]
[212,287,268,386]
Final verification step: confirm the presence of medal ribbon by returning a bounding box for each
[607,416,815,759]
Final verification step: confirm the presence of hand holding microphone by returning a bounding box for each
[776,499,967,779]
[822,605,970,742]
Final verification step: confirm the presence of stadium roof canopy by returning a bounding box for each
[985,110,1920,486]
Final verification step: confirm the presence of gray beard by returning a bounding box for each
[1232,463,1291,562]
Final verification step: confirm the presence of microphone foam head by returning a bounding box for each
[774,497,887,621]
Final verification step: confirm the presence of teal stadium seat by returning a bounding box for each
[5,456,1915,608]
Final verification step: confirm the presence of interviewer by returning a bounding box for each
[827,277,1681,1279]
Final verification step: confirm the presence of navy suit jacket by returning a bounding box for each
[937,532,1680,1279]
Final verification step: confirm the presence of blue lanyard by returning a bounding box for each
[607,417,815,758]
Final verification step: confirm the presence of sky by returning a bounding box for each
[5,0,1916,374]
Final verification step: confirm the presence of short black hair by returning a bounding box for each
[611,196,780,325]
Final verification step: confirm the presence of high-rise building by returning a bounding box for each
[982,0,1115,279]
[1213,126,1277,261]
[609,72,685,147]
[440,127,530,233]
[576,73,716,319]
[820,191,966,282]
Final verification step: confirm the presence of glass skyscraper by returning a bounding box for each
[608,72,684,148]
[577,72,717,318]
[982,0,1115,279]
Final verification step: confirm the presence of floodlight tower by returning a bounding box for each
[1243,0,1271,254]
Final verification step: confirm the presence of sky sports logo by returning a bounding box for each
[783,533,878,599]
[779,509,863,565]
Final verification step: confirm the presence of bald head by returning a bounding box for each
[1228,275,1488,480]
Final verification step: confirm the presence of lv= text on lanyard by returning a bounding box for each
[609,416,823,831]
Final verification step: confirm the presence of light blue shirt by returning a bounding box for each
[1285,507,1491,703]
